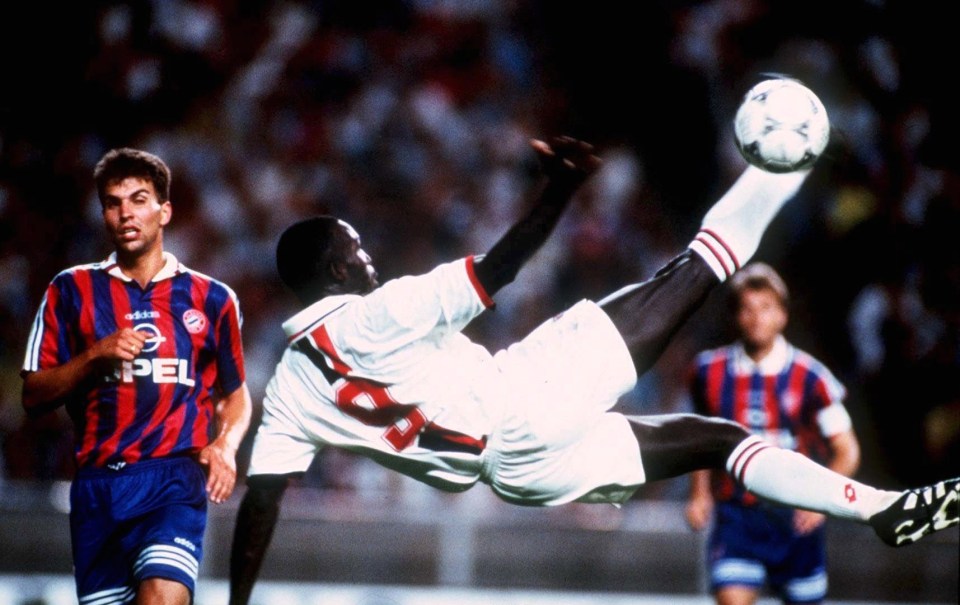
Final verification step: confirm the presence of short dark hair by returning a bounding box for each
[94,148,171,204]
[729,262,790,307]
[276,216,344,302]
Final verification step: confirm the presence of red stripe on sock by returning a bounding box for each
[736,443,772,485]
[730,439,762,474]
[700,229,741,271]
[695,234,732,278]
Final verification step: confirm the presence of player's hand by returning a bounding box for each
[198,439,238,504]
[685,495,713,531]
[531,136,601,187]
[91,328,149,362]
[793,509,826,535]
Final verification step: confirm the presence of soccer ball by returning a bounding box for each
[733,78,830,173]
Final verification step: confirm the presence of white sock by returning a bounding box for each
[690,166,810,280]
[727,436,900,522]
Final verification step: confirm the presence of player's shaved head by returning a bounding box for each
[276,215,346,303]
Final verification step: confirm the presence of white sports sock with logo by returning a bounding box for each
[726,436,900,522]
[689,166,810,281]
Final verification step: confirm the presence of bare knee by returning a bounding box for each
[137,577,191,605]
[629,413,750,482]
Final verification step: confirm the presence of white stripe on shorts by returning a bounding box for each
[134,543,199,579]
[79,585,135,605]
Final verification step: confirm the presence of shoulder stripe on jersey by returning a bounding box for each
[293,339,343,385]
[466,255,495,308]
[308,323,352,375]
[287,302,349,343]
[23,291,49,371]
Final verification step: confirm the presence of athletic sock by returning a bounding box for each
[689,166,810,281]
[726,436,900,522]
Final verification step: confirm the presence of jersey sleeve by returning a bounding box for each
[335,257,489,356]
[213,282,246,395]
[816,402,853,437]
[21,278,72,375]
[806,358,850,437]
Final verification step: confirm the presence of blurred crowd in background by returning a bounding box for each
[0,0,956,503]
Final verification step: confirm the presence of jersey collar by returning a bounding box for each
[101,251,183,283]
[283,295,358,342]
[733,335,793,375]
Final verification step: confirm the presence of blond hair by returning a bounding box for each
[729,262,789,306]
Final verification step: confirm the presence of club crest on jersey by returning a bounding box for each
[182,309,207,334]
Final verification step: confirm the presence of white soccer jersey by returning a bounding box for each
[250,257,502,489]
[249,256,646,505]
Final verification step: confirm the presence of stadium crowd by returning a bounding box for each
[0,0,956,500]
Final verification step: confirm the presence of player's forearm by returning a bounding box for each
[229,476,288,605]
[688,469,712,500]
[21,350,100,413]
[474,178,579,296]
[827,430,861,477]
[214,384,253,454]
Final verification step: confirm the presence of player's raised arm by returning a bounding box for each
[473,136,600,298]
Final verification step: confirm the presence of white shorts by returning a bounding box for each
[482,299,645,506]
[247,299,646,505]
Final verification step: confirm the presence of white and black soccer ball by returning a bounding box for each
[733,78,830,173]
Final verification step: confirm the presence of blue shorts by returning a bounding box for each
[707,502,827,603]
[70,456,207,603]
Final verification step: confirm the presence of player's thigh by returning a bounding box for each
[70,521,131,602]
[770,529,827,604]
[497,299,636,418]
[70,458,206,600]
[124,459,208,591]
[492,412,644,506]
[246,420,321,476]
[70,486,123,595]
[707,506,772,596]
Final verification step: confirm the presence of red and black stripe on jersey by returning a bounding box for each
[292,329,485,455]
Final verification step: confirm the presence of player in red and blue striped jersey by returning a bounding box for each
[685,263,861,604]
[21,148,252,605]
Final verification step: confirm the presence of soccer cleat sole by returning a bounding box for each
[872,478,959,547]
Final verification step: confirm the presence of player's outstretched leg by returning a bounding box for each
[600,251,717,376]
[868,478,960,547]
[630,415,960,546]
[602,166,810,377]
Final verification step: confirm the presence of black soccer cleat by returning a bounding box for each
[870,478,960,547]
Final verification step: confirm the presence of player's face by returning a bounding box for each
[337,220,379,294]
[736,287,787,353]
[101,177,171,258]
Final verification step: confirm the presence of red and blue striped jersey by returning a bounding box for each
[689,336,850,506]
[22,253,246,469]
